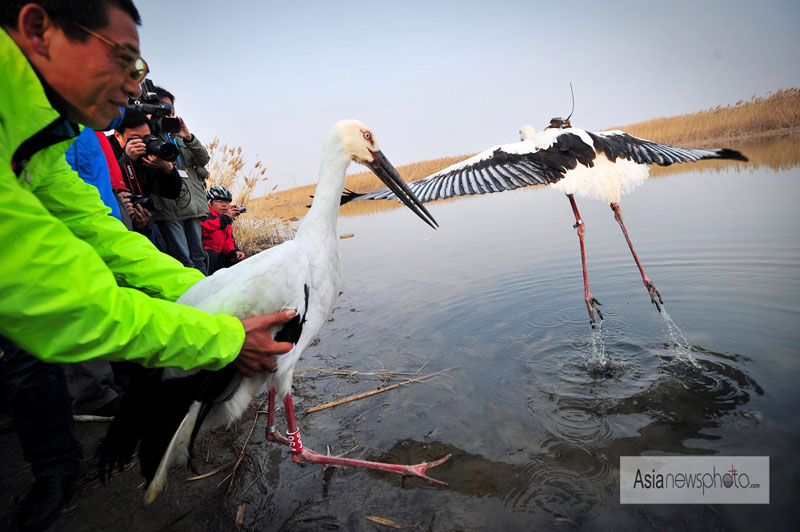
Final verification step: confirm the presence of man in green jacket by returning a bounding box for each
[0,2,292,529]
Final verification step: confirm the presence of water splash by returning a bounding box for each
[658,307,700,368]
[586,322,608,371]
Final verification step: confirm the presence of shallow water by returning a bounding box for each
[251,136,800,530]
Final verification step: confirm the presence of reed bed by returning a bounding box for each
[615,88,800,145]
[205,139,294,255]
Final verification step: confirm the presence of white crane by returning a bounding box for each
[349,117,747,327]
[98,120,446,503]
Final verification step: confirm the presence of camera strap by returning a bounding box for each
[121,158,143,196]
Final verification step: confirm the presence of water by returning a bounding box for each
[247,136,800,530]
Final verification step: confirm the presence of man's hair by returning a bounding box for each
[153,85,175,104]
[0,1,141,41]
[115,106,148,133]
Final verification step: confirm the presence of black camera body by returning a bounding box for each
[141,134,179,162]
[127,78,182,151]
[127,194,157,211]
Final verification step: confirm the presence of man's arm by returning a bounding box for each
[176,117,210,168]
[1,159,243,370]
[146,160,182,199]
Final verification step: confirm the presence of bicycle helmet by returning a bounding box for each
[207,185,233,202]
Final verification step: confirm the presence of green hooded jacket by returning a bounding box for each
[0,29,244,370]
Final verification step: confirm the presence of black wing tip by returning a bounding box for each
[340,188,364,205]
[715,148,749,162]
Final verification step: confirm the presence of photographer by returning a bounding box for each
[146,85,211,275]
[107,106,182,235]
[1,4,293,529]
[202,186,246,274]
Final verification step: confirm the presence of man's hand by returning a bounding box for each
[124,137,147,160]
[234,310,296,377]
[142,154,173,173]
[131,204,151,229]
[233,250,246,262]
[176,116,192,140]
[117,190,135,218]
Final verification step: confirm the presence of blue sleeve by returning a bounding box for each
[65,127,122,220]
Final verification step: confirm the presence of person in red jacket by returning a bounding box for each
[202,186,246,274]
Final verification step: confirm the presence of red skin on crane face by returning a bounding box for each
[360,129,375,147]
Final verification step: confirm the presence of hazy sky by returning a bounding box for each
[136,0,800,192]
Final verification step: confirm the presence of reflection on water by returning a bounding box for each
[244,138,800,530]
[341,346,762,523]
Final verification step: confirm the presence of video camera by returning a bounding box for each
[127,79,180,162]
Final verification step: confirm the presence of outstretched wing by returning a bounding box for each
[347,129,747,205]
[588,130,748,166]
[353,138,583,204]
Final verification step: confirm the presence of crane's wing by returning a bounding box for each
[350,139,569,204]
[588,130,748,166]
[346,129,747,204]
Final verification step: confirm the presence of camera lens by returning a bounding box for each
[142,134,179,162]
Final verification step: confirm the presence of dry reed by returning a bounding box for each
[614,88,800,145]
[205,138,294,255]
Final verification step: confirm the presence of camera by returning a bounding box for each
[127,194,157,211]
[141,134,179,161]
[127,78,182,137]
[236,205,247,214]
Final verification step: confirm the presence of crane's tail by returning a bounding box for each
[144,401,201,505]
[98,369,194,483]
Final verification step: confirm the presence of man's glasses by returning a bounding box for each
[71,22,149,82]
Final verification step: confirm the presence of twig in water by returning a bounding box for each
[304,366,460,414]
[185,461,235,482]
[352,403,389,447]
[228,405,263,493]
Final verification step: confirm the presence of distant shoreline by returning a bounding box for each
[265,88,800,203]
[683,125,800,147]
[240,89,800,248]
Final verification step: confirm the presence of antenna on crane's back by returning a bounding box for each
[547,83,575,129]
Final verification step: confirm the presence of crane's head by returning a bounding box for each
[519,125,536,141]
[335,119,438,228]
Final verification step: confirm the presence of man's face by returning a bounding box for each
[42,6,143,129]
[211,200,232,216]
[116,123,150,146]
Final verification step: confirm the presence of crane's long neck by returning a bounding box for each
[294,137,350,245]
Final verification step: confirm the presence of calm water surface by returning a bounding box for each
[250,137,800,531]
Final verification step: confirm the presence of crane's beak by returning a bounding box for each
[368,150,438,229]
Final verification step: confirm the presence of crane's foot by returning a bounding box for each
[643,278,664,312]
[266,425,291,447]
[585,295,604,328]
[291,447,450,487]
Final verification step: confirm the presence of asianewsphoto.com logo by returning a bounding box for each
[633,464,759,495]
[621,456,769,504]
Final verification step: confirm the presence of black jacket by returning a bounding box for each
[107,134,182,201]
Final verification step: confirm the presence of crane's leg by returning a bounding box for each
[265,387,290,446]
[277,393,450,486]
[567,194,603,327]
[610,202,663,311]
